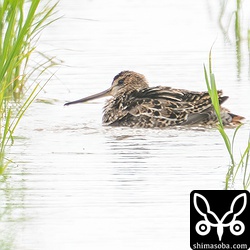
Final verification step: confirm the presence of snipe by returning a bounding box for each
[64,71,244,128]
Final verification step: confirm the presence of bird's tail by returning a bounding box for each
[229,112,245,125]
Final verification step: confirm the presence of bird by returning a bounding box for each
[64,71,244,128]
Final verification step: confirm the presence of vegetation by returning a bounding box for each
[218,0,250,78]
[204,49,250,190]
[0,0,58,174]
[218,0,242,41]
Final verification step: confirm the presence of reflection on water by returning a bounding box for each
[1,0,250,249]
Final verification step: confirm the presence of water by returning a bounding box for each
[1,0,250,249]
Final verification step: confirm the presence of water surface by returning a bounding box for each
[1,0,250,249]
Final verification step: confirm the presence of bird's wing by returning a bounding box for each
[103,87,228,126]
[123,87,225,126]
[134,86,226,104]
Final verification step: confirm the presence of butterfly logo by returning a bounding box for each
[193,193,247,241]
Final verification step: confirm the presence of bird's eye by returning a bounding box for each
[118,79,124,85]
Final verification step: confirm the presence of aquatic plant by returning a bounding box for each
[217,0,250,78]
[0,0,58,173]
[248,30,250,51]
[218,0,242,42]
[204,49,250,190]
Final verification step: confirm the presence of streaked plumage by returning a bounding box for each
[64,71,244,128]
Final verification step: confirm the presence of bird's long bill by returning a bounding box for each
[64,87,111,106]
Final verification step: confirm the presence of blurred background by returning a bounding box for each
[0,0,250,249]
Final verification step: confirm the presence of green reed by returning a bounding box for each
[234,0,241,41]
[248,29,250,51]
[217,0,250,77]
[204,50,250,190]
[218,0,242,41]
[0,0,58,173]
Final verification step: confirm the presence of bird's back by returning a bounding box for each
[103,86,242,128]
